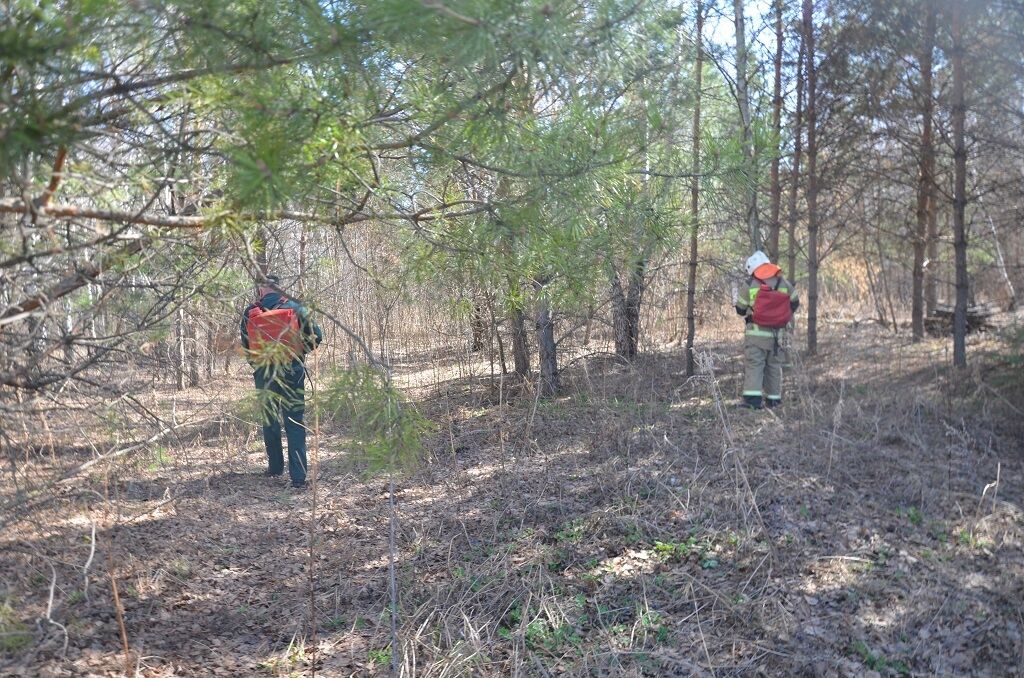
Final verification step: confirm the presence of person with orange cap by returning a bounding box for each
[734,251,800,409]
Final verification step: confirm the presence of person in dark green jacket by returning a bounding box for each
[240,274,323,488]
[735,252,799,410]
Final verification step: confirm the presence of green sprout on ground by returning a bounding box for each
[0,601,31,654]
[898,506,923,526]
[851,640,910,676]
[324,615,346,631]
[555,518,588,544]
[368,647,392,667]
[653,531,711,563]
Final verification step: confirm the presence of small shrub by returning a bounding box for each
[898,506,923,526]
[0,601,31,654]
[324,615,346,631]
[555,518,587,544]
[851,640,910,676]
[368,647,391,667]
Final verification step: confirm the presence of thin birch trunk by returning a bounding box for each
[950,1,968,368]
[685,0,704,377]
[787,33,805,284]
[734,0,761,250]
[912,5,936,340]
[767,0,784,261]
[802,0,820,355]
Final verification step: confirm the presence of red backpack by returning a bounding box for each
[245,305,303,362]
[751,279,793,329]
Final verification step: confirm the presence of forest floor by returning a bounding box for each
[2,321,1024,677]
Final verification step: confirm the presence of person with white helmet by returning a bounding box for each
[734,251,800,409]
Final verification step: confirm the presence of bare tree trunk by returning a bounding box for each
[63,298,74,364]
[485,293,508,374]
[609,64,652,362]
[298,221,307,296]
[875,234,899,333]
[912,4,936,341]
[803,0,820,355]
[510,306,530,379]
[985,212,1017,311]
[685,0,704,377]
[535,292,559,396]
[187,313,200,388]
[205,323,214,379]
[925,188,939,315]
[734,0,761,250]
[609,258,645,361]
[625,260,644,357]
[470,300,486,352]
[951,1,968,368]
[787,33,805,283]
[256,226,270,276]
[863,242,888,328]
[583,303,595,346]
[87,283,97,340]
[176,307,186,391]
[610,271,632,358]
[767,0,784,261]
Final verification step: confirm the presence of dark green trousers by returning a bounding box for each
[253,362,307,484]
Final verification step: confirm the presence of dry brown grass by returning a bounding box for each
[2,320,1023,676]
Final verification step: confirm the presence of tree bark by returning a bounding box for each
[298,221,307,296]
[535,292,559,396]
[685,0,704,377]
[187,312,200,388]
[176,307,186,391]
[485,292,508,374]
[510,306,530,379]
[767,0,784,261]
[985,212,1017,311]
[925,186,939,315]
[610,260,643,361]
[802,0,819,355]
[912,4,936,341]
[205,323,214,379]
[733,0,761,251]
[950,1,968,368]
[470,300,486,352]
[256,226,270,275]
[787,31,805,284]
[610,271,632,358]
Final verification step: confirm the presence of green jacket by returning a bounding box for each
[735,275,800,337]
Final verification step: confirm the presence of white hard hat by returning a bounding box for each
[745,251,770,276]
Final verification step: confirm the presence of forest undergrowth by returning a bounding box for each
[2,322,1023,677]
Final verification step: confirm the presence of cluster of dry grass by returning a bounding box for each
[1,321,1022,676]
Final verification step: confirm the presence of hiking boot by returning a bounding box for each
[290,480,307,490]
[741,395,763,410]
[263,470,283,478]
[765,398,782,409]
